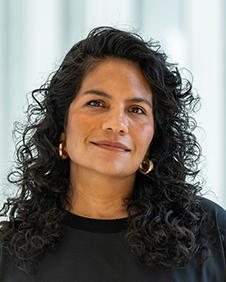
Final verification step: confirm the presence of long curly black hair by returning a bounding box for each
[0,26,207,274]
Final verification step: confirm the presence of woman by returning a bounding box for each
[0,26,225,282]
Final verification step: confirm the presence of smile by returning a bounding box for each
[91,143,128,152]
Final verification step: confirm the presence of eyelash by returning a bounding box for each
[86,100,146,115]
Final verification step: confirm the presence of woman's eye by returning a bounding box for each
[130,106,146,115]
[86,100,105,107]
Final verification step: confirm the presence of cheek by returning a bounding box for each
[134,120,154,144]
[132,123,154,158]
[142,124,154,139]
[65,112,94,146]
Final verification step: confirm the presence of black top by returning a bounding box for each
[63,210,128,233]
[0,196,226,282]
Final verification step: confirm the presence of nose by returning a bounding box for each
[102,109,129,135]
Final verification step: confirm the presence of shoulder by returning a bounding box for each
[197,196,226,236]
[0,240,11,264]
[0,240,12,280]
[198,196,226,219]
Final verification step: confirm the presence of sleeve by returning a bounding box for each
[0,242,21,282]
[199,196,226,281]
[0,242,8,281]
[215,202,226,266]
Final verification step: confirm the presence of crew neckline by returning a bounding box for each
[62,210,128,233]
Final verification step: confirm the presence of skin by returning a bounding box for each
[62,57,154,219]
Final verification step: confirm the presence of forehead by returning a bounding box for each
[77,58,152,100]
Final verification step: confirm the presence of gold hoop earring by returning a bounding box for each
[58,142,68,160]
[139,158,154,175]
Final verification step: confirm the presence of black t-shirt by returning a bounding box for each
[0,196,226,282]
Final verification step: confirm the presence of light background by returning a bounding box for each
[0,0,225,209]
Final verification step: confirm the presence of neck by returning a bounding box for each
[66,165,135,219]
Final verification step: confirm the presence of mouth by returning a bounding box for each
[91,142,130,152]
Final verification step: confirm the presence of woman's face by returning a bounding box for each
[64,58,154,177]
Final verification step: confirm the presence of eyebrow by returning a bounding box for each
[83,89,152,109]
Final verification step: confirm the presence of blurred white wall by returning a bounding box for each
[0,0,225,208]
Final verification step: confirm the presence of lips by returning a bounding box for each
[90,140,131,151]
